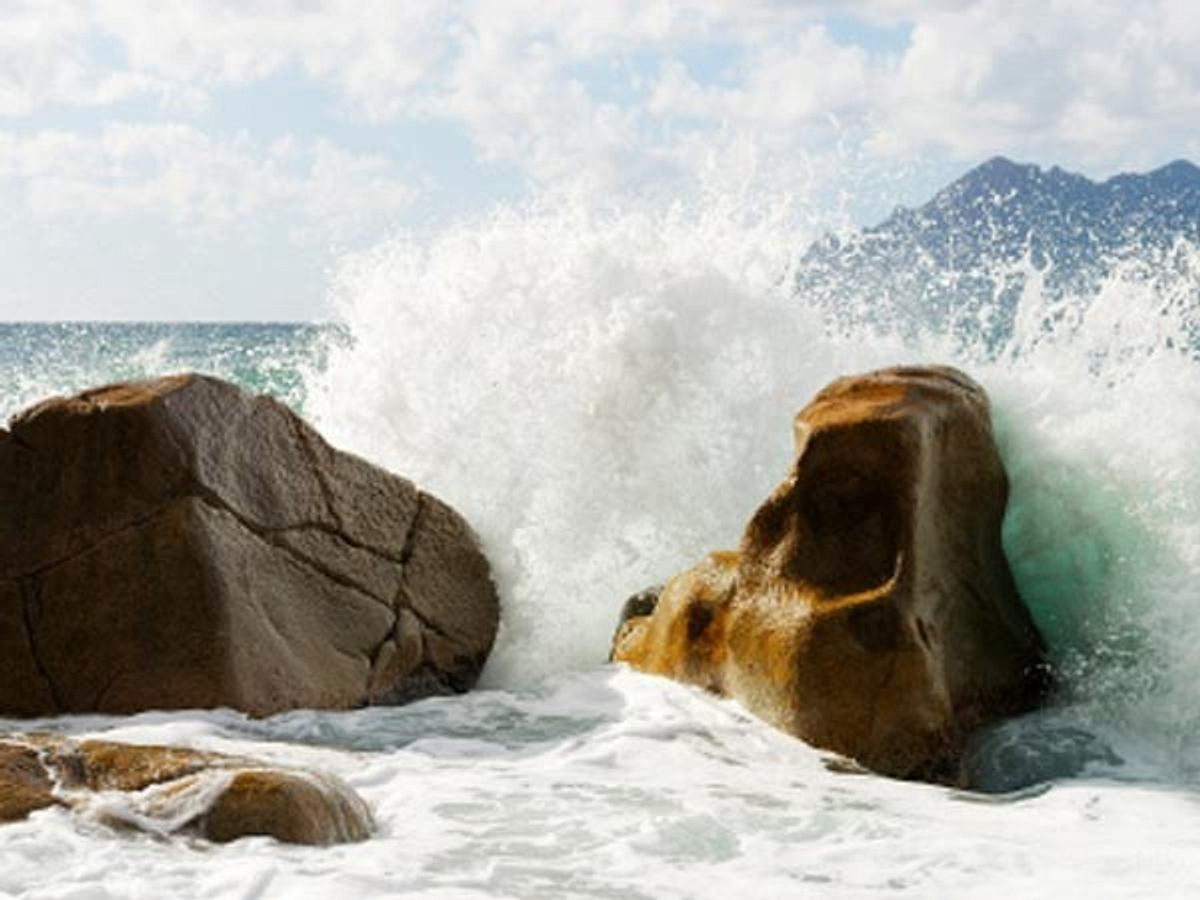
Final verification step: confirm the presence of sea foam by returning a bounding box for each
[307,198,1200,777]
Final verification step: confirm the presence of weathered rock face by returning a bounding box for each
[0,735,372,845]
[0,374,498,717]
[612,366,1050,781]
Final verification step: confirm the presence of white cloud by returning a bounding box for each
[0,124,417,240]
[0,0,206,115]
[645,28,877,130]
[874,0,1200,169]
[2,1,1199,252]
[441,1,1200,179]
[90,0,455,119]
[8,1,1200,183]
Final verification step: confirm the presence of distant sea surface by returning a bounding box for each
[0,322,337,421]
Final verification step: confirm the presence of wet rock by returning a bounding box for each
[0,375,498,717]
[203,769,373,845]
[0,742,59,822]
[613,366,1050,781]
[609,585,663,657]
[0,735,372,845]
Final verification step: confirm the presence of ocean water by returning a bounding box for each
[0,322,335,418]
[3,200,1200,898]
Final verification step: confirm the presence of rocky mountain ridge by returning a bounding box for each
[797,156,1200,344]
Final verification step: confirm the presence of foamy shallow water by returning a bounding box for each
[4,668,1197,900]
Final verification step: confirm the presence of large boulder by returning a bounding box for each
[0,735,372,845]
[612,366,1050,781]
[0,374,498,717]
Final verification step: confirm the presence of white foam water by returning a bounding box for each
[5,670,1200,899]
[4,196,1200,897]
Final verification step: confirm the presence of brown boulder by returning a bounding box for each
[613,366,1050,781]
[203,769,372,845]
[0,374,498,717]
[0,735,371,845]
[0,742,59,822]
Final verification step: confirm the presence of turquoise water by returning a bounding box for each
[0,322,339,420]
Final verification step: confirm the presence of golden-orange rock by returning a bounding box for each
[203,769,373,845]
[0,735,372,845]
[0,742,59,822]
[613,366,1050,781]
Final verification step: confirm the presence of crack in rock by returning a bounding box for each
[390,493,461,645]
[14,503,187,581]
[398,492,427,567]
[19,576,63,712]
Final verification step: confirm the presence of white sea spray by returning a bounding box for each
[308,196,1200,774]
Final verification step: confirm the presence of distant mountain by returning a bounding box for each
[796,156,1200,345]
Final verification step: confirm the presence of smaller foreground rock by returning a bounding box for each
[0,742,58,823]
[0,374,499,717]
[613,366,1051,781]
[0,735,371,845]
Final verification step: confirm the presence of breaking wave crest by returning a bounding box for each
[306,194,1200,779]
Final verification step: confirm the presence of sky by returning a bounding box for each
[3,0,1199,321]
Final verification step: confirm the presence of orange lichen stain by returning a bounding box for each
[80,375,193,410]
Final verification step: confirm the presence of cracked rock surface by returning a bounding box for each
[0,374,498,716]
[612,366,1050,782]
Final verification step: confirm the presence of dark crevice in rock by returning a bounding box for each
[377,493,473,694]
[151,388,398,563]
[271,535,397,610]
[92,668,126,711]
[432,657,485,694]
[185,482,395,610]
[366,621,399,680]
[366,494,430,688]
[402,594,457,645]
[399,492,427,567]
[15,502,198,581]
[163,394,406,566]
[392,493,456,643]
[261,518,405,567]
[19,577,63,712]
[15,491,398,614]
[370,665,456,705]
[263,532,392,608]
[389,492,458,643]
[3,429,37,454]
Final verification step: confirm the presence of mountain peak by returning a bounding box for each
[950,156,1093,194]
[956,156,1035,187]
[976,156,1026,175]
[932,157,1085,211]
[1146,159,1200,184]
[796,156,1200,337]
